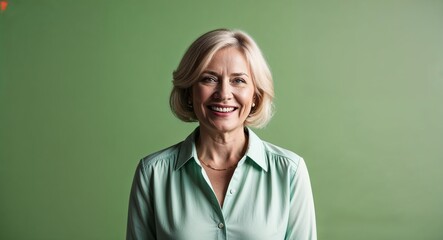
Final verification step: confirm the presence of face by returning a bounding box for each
[191,47,255,135]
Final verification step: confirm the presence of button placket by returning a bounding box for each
[222,163,243,214]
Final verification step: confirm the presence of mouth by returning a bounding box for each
[208,105,238,113]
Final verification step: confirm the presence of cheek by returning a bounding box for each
[238,89,255,104]
[192,86,212,104]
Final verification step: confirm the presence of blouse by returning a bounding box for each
[127,127,317,240]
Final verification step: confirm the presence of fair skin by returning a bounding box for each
[192,47,256,206]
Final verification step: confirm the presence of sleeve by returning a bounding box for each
[126,160,156,240]
[285,158,317,240]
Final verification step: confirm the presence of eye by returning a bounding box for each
[232,78,247,84]
[200,75,218,83]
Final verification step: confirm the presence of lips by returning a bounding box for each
[208,105,237,113]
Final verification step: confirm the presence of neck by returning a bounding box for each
[196,127,248,167]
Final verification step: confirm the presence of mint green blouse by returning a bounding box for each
[127,128,317,240]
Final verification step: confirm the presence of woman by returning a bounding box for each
[127,29,317,240]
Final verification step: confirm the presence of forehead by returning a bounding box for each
[203,47,250,72]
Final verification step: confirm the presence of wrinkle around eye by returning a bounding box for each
[230,78,248,86]
[200,75,218,83]
[232,78,247,84]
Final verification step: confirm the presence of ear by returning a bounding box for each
[250,95,257,109]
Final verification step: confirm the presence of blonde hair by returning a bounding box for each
[170,28,274,128]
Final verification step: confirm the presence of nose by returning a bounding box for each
[214,79,232,101]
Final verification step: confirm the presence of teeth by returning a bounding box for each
[210,106,235,112]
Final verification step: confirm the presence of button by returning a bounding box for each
[218,222,224,229]
[229,189,236,194]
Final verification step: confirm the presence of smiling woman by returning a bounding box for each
[170,29,274,128]
[192,47,255,140]
[126,29,317,240]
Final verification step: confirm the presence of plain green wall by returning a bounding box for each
[1,1,442,239]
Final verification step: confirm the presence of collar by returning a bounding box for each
[175,127,268,172]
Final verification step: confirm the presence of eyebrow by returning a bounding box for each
[232,72,249,77]
[202,70,249,78]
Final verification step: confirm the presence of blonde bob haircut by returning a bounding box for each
[170,28,274,128]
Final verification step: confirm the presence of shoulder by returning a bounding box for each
[262,141,302,164]
[261,141,304,172]
[246,128,304,172]
[139,142,182,170]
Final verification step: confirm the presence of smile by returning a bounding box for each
[208,106,237,113]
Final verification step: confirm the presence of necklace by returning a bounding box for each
[199,159,238,171]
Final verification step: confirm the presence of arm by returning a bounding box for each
[286,158,317,240]
[126,161,156,240]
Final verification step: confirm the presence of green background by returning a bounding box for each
[1,0,442,239]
